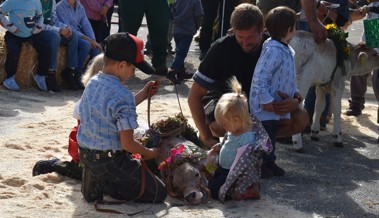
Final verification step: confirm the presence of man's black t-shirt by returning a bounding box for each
[194,33,269,101]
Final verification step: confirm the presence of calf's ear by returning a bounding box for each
[358,52,368,64]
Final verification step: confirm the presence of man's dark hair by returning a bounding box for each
[265,6,296,40]
[230,3,264,32]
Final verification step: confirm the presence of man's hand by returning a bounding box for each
[59,26,72,38]
[263,101,274,112]
[90,39,102,49]
[273,91,300,115]
[100,5,109,16]
[202,137,219,150]
[294,92,303,103]
[308,19,328,44]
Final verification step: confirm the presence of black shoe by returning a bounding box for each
[155,65,168,76]
[32,157,59,176]
[61,68,79,90]
[260,163,273,179]
[265,161,285,177]
[345,108,362,116]
[74,73,85,90]
[177,68,194,81]
[166,69,181,84]
[45,72,61,92]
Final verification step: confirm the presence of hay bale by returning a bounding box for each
[0,31,68,89]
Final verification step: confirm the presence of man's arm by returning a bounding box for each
[272,91,300,115]
[188,81,217,148]
[301,0,327,44]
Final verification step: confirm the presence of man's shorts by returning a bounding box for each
[204,98,218,124]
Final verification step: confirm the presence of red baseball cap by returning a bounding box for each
[103,32,156,75]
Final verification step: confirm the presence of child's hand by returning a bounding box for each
[145,80,160,97]
[210,143,221,153]
[263,102,274,112]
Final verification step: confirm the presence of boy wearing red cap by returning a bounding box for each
[77,32,166,203]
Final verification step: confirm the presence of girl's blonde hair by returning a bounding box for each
[81,53,105,86]
[214,76,252,130]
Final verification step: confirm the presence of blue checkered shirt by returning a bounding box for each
[77,72,138,151]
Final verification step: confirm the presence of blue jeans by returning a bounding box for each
[77,38,101,74]
[170,34,192,70]
[4,31,51,78]
[304,86,330,116]
[39,30,79,70]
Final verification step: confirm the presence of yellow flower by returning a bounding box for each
[325,23,337,30]
[325,24,350,75]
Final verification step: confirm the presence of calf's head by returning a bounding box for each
[171,162,208,205]
[350,44,379,75]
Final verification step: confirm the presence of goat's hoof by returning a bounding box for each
[311,136,319,141]
[333,142,344,148]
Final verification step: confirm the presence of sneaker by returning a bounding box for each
[3,76,20,91]
[32,157,59,176]
[33,74,48,91]
[260,163,273,179]
[61,68,79,90]
[345,108,362,117]
[45,72,61,92]
[265,161,285,177]
[155,65,168,76]
[177,68,194,81]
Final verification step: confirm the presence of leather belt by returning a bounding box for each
[79,147,124,160]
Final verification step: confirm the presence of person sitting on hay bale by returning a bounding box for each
[0,0,52,91]
[56,0,102,90]
[38,0,80,92]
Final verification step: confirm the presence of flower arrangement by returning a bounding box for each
[325,23,351,74]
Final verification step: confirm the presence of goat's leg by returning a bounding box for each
[332,85,344,147]
[311,86,326,141]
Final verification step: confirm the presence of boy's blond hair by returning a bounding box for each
[214,76,253,130]
[81,53,104,86]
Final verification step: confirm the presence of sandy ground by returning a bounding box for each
[0,15,378,218]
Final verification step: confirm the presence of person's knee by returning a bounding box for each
[209,121,226,138]
[80,40,92,52]
[295,108,309,128]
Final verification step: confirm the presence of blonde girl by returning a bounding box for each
[209,76,270,201]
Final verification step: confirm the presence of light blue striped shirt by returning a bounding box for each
[249,38,298,121]
[77,72,138,151]
[56,0,95,40]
